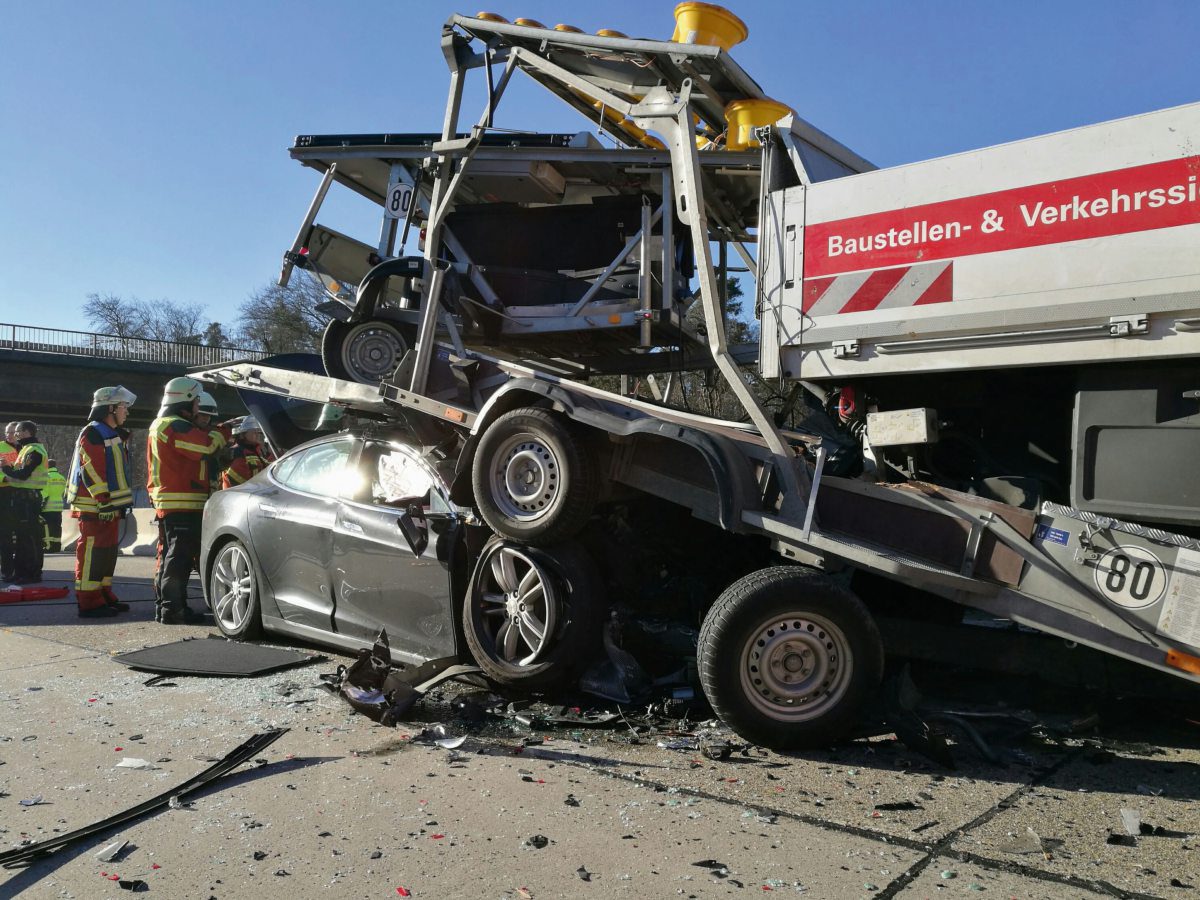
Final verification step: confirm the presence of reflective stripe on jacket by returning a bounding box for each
[7,442,48,491]
[67,421,134,513]
[221,444,270,489]
[147,415,222,512]
[42,468,67,512]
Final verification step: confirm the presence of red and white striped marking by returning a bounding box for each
[802,261,953,316]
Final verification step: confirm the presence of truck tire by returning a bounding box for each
[472,407,598,545]
[463,537,604,689]
[698,567,883,749]
[322,319,413,384]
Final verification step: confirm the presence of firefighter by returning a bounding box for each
[0,421,49,584]
[146,376,222,624]
[195,391,233,492]
[41,458,67,552]
[67,386,137,617]
[0,421,17,581]
[221,416,273,489]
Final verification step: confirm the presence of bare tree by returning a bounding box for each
[234,276,330,355]
[82,293,208,344]
[83,292,143,337]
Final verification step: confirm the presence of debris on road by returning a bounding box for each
[321,630,483,726]
[115,758,159,771]
[0,730,288,868]
[95,839,130,862]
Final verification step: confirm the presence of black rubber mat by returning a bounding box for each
[113,636,319,677]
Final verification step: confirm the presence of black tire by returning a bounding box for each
[472,407,599,545]
[206,539,263,641]
[463,537,604,689]
[321,318,414,384]
[698,566,884,749]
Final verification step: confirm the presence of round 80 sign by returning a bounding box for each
[1092,545,1167,609]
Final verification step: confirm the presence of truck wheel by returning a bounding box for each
[207,539,263,641]
[463,537,604,689]
[472,407,598,545]
[322,319,413,384]
[698,567,883,749]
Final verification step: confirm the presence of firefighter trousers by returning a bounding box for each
[75,515,120,612]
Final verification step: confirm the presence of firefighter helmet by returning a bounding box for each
[197,391,219,415]
[232,415,261,436]
[92,385,137,407]
[161,377,201,406]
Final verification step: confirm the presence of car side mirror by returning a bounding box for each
[397,504,429,557]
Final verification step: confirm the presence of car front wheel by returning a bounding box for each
[207,539,263,640]
[463,537,603,689]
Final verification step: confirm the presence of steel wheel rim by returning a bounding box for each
[489,432,560,523]
[739,612,854,722]
[212,544,254,631]
[341,323,407,382]
[476,545,560,666]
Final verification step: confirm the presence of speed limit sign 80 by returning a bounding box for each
[1092,545,1167,609]
[385,182,414,219]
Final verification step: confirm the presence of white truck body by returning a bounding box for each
[761,102,1200,380]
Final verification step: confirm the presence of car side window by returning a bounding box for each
[370,446,436,509]
[275,440,353,498]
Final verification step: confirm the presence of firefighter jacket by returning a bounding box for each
[67,422,134,514]
[3,441,48,492]
[147,415,223,513]
[221,443,271,489]
[41,467,67,512]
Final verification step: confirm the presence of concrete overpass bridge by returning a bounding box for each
[0,322,264,428]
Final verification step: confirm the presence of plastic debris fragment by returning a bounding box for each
[95,839,128,862]
[115,758,159,771]
[525,834,550,849]
[19,795,44,806]
[576,866,592,882]
[1120,808,1141,836]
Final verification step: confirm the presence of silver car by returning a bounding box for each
[200,427,604,686]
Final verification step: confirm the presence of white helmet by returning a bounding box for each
[232,415,261,436]
[197,391,219,416]
[93,385,137,407]
[160,376,201,409]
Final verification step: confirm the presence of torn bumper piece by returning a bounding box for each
[0,729,288,868]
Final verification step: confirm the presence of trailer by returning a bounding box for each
[199,7,1200,749]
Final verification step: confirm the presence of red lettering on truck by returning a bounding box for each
[805,156,1200,279]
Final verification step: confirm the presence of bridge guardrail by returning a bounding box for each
[0,323,264,367]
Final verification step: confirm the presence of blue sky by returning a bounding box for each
[3,1,1198,336]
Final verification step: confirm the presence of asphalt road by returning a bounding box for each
[1,554,1197,899]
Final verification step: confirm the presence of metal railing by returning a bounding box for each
[0,322,265,367]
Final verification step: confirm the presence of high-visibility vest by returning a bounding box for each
[42,468,67,512]
[9,442,49,491]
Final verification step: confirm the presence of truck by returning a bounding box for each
[197,6,1200,749]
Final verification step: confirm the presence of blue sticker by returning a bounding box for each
[1036,525,1070,546]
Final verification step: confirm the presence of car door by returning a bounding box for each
[251,437,355,632]
[331,439,459,664]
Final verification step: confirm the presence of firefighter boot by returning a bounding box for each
[101,586,130,612]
